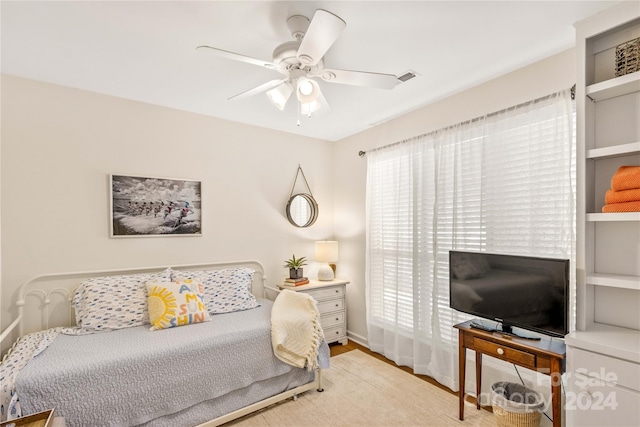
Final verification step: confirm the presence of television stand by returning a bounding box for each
[455,320,566,427]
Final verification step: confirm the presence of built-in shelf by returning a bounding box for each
[566,323,640,363]
[587,71,640,101]
[570,7,640,425]
[587,273,640,290]
[587,141,640,159]
[586,212,640,221]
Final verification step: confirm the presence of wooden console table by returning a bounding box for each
[455,320,566,427]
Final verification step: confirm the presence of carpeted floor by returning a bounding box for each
[226,350,496,426]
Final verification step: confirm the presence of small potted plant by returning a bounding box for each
[284,255,307,279]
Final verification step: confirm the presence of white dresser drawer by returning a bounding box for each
[320,312,345,329]
[569,347,640,390]
[277,280,349,345]
[323,324,346,340]
[317,298,344,314]
[304,285,344,301]
[567,371,640,427]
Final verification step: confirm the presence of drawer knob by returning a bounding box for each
[335,290,339,293]
[497,348,504,355]
[336,317,339,321]
[335,331,340,335]
[336,304,339,307]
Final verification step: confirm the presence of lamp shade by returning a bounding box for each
[301,99,322,115]
[266,82,293,110]
[315,241,339,263]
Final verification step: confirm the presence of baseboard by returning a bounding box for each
[346,330,368,348]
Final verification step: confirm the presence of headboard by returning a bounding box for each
[1,260,266,348]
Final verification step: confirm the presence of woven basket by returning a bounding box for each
[493,405,542,427]
[491,382,543,427]
[615,37,640,77]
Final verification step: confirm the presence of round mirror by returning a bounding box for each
[286,193,318,228]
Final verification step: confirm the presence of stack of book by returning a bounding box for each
[281,277,309,287]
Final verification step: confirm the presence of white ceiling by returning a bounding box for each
[1,1,621,141]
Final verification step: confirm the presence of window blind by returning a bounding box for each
[365,89,575,390]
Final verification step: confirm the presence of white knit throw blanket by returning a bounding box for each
[271,289,324,371]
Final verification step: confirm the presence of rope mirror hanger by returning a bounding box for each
[286,165,318,228]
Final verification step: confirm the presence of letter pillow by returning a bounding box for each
[147,278,211,331]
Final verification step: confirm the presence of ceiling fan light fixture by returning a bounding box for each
[301,99,323,115]
[266,82,293,110]
[299,80,314,96]
[296,78,320,103]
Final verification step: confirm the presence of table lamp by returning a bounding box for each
[315,241,339,281]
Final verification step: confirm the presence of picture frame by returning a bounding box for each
[110,174,202,237]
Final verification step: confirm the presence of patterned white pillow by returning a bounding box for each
[72,268,172,331]
[171,267,259,314]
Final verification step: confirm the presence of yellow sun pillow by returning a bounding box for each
[147,279,211,331]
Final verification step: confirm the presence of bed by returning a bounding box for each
[0,260,328,427]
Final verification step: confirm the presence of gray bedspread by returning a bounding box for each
[15,299,319,427]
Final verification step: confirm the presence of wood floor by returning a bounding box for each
[329,341,453,394]
[329,340,489,411]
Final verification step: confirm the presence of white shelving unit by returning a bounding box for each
[586,212,640,221]
[567,3,640,426]
[585,273,640,291]
[586,70,640,100]
[586,141,640,159]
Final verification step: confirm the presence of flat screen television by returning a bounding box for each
[449,251,569,338]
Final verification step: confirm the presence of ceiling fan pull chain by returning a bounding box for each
[297,99,301,126]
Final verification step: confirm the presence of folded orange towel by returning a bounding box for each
[611,166,640,191]
[605,188,640,204]
[602,201,640,213]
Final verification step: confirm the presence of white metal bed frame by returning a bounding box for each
[0,260,323,427]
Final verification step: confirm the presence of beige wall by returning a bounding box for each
[0,75,336,332]
[334,48,577,345]
[2,47,576,346]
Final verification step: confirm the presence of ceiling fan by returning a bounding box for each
[197,9,415,119]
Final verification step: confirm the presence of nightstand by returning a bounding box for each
[279,279,349,345]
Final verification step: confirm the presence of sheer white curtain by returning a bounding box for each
[365,89,575,391]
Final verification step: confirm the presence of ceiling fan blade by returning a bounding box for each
[228,79,288,101]
[316,68,401,90]
[297,10,346,66]
[197,45,278,70]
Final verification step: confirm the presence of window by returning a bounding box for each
[365,89,575,390]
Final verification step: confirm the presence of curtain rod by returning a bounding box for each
[358,85,575,158]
